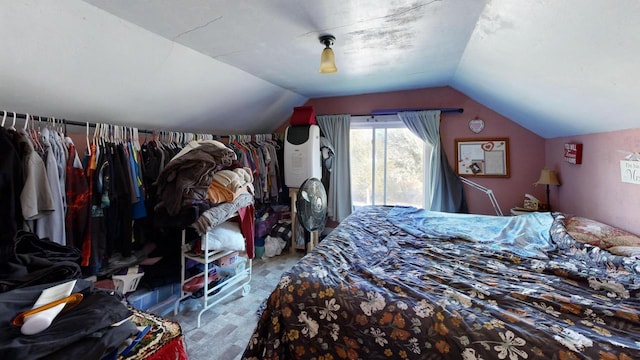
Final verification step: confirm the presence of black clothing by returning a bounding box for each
[0,279,133,360]
[0,128,24,267]
[0,231,81,293]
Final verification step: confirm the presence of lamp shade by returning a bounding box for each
[534,168,561,186]
[319,48,337,73]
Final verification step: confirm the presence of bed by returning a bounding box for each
[242,206,640,359]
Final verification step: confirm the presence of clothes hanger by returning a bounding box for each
[12,293,84,327]
[23,113,32,140]
[50,117,56,136]
[9,112,17,131]
[94,123,101,147]
[101,123,108,146]
[133,127,140,151]
[114,125,119,144]
[90,123,101,163]
[29,116,44,153]
[104,123,110,146]
[50,117,57,135]
[40,117,51,146]
[86,122,91,156]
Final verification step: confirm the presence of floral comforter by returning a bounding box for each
[243,206,640,359]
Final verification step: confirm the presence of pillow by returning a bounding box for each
[202,221,245,251]
[607,246,640,258]
[565,216,640,249]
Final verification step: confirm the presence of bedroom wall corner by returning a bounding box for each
[545,127,640,235]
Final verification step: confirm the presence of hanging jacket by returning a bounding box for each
[0,128,24,266]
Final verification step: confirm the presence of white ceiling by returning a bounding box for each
[1,0,638,137]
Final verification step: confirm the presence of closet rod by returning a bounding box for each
[2,110,156,134]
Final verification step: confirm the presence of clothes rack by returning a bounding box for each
[1,110,155,134]
[1,109,236,138]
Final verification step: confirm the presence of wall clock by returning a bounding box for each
[469,119,485,133]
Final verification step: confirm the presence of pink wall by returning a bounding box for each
[279,86,547,215]
[546,128,640,235]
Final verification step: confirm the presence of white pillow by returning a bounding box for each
[202,221,245,251]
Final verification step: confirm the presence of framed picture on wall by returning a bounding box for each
[455,138,510,177]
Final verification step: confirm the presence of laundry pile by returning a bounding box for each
[154,139,256,258]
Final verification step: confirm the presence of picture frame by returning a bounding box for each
[455,138,510,177]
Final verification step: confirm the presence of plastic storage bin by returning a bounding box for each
[112,272,144,294]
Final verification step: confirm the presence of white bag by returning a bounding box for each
[263,236,287,258]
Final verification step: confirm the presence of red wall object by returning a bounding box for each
[290,106,316,126]
[564,143,583,164]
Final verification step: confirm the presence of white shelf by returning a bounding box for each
[183,248,237,265]
[173,229,252,328]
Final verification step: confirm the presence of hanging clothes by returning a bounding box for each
[226,134,283,204]
[17,129,54,222]
[64,140,90,250]
[36,127,66,245]
[0,127,23,265]
[128,142,146,220]
[80,142,97,267]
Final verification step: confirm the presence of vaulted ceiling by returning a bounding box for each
[1,0,638,138]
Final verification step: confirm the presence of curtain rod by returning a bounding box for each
[347,107,464,117]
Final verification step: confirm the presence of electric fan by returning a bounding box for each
[296,177,327,234]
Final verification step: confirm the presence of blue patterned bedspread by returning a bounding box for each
[243,206,640,360]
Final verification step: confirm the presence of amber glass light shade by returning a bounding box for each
[319,47,337,74]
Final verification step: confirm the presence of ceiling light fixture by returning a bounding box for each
[318,35,337,74]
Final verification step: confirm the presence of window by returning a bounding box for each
[350,115,431,209]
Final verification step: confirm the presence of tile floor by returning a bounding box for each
[166,250,304,360]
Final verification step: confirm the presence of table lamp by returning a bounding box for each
[534,168,561,211]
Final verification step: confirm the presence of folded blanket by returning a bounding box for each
[212,168,254,193]
[156,143,236,216]
[388,206,555,259]
[206,181,235,204]
[192,192,254,235]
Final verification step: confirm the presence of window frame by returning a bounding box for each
[350,115,431,209]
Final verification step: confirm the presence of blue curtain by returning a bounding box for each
[397,111,467,213]
[316,114,352,222]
